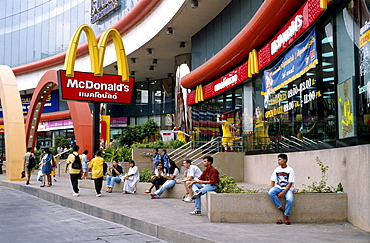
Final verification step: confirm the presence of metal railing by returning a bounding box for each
[168,136,243,166]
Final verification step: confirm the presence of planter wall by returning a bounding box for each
[204,192,347,223]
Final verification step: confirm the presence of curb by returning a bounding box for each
[0,180,215,243]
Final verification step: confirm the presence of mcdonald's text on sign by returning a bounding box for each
[58,70,134,103]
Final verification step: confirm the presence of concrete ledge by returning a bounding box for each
[79,180,185,198]
[203,191,347,223]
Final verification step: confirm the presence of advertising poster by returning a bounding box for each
[262,28,318,96]
[0,89,59,118]
[337,77,356,139]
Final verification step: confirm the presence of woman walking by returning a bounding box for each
[40,148,53,187]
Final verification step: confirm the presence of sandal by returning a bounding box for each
[284,219,291,225]
[276,220,283,224]
[145,190,151,194]
[150,193,159,199]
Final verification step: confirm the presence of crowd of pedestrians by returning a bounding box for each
[22,146,295,222]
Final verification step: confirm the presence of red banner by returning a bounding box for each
[58,70,134,103]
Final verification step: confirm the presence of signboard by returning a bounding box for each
[258,0,327,69]
[0,90,59,118]
[58,70,134,103]
[187,62,249,105]
[38,119,74,131]
[262,28,318,95]
[91,0,120,24]
[110,117,128,127]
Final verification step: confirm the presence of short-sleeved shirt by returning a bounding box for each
[166,168,179,179]
[187,165,202,180]
[153,153,161,164]
[270,166,295,190]
[88,156,104,179]
[23,152,34,166]
[66,152,82,175]
[154,168,165,177]
[111,165,123,177]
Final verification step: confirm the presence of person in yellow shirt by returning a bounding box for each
[217,115,237,152]
[172,126,190,143]
[65,145,82,196]
[88,150,105,197]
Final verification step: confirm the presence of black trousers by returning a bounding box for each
[152,177,167,190]
[94,177,103,194]
[70,173,80,193]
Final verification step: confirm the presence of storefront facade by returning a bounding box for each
[187,0,370,154]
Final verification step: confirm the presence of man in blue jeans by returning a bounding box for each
[268,153,295,225]
[189,156,219,216]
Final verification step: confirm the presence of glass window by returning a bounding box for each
[150,80,162,114]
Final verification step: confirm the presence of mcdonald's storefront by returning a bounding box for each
[185,0,370,154]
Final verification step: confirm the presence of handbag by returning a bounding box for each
[21,170,25,178]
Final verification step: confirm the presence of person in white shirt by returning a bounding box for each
[122,160,140,194]
[176,160,202,202]
[268,153,295,225]
[150,160,180,199]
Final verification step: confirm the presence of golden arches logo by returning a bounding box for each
[64,24,129,82]
[248,49,259,78]
[195,84,204,103]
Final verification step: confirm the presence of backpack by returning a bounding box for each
[71,154,82,169]
[28,154,35,169]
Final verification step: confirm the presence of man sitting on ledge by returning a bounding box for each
[188,156,219,216]
[268,153,295,225]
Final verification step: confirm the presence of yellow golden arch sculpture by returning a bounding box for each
[0,65,27,181]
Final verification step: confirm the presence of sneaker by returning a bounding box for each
[191,190,202,200]
[184,197,193,203]
[96,194,102,197]
[189,210,201,216]
[73,192,79,197]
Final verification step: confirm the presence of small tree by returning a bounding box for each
[54,137,70,148]
[118,119,159,146]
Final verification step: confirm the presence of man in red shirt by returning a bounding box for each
[188,156,219,215]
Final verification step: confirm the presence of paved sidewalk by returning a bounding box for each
[0,186,165,243]
[1,173,369,243]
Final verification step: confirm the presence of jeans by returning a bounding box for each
[94,177,103,194]
[191,183,218,211]
[106,175,121,188]
[154,179,176,197]
[70,173,80,193]
[268,187,294,216]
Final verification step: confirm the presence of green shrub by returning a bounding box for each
[140,169,153,182]
[216,174,244,193]
[302,157,336,193]
[102,146,132,162]
[131,140,185,149]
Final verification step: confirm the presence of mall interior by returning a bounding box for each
[0,0,369,231]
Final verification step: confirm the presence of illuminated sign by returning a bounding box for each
[60,24,133,103]
[91,0,120,24]
[58,70,134,103]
